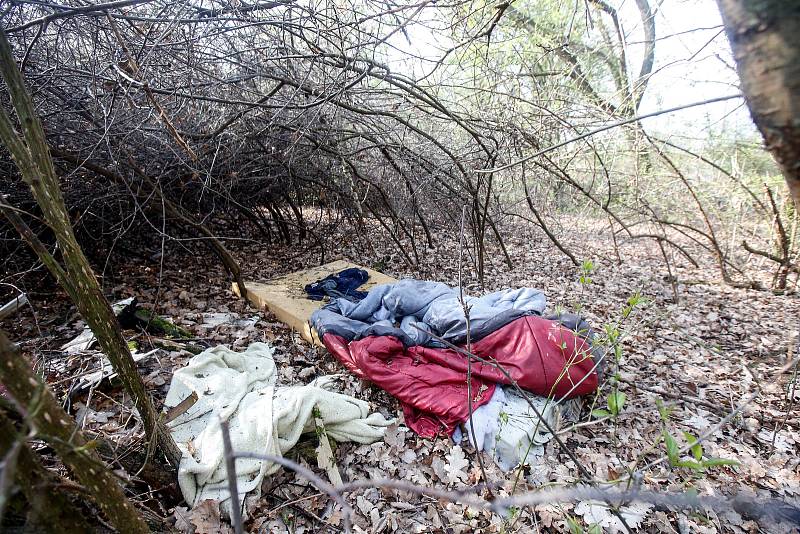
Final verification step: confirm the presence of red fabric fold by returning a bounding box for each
[323,315,598,437]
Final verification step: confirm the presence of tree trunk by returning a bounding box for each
[0,27,180,467]
[716,0,800,203]
[0,331,149,534]
[0,409,93,533]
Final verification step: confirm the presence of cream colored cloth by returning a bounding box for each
[456,386,577,471]
[164,343,393,513]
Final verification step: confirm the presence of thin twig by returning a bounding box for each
[477,94,742,173]
[220,421,245,534]
[457,204,493,496]
[220,445,800,528]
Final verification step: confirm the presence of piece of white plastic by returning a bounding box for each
[0,293,28,320]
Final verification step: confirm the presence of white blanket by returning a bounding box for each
[164,343,393,513]
[455,386,576,471]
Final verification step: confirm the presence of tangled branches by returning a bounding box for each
[2,0,504,279]
[1,0,797,290]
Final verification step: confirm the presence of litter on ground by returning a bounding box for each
[233,259,396,345]
[164,342,394,515]
[165,265,603,517]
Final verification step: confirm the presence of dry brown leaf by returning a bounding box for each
[189,500,233,534]
[172,506,194,533]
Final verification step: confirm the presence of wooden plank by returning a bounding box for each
[233,260,396,345]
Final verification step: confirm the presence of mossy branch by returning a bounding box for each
[0,330,149,533]
[0,26,180,466]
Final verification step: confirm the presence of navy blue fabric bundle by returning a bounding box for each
[305,267,370,302]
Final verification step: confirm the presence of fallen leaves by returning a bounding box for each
[11,217,800,533]
[573,500,653,533]
[173,500,233,534]
[444,445,470,484]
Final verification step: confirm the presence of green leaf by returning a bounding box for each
[603,324,619,341]
[579,260,594,285]
[607,391,626,416]
[592,409,611,418]
[627,291,645,307]
[676,459,705,471]
[682,431,703,461]
[587,524,602,534]
[623,292,646,318]
[566,516,583,534]
[702,458,740,468]
[656,399,673,421]
[664,431,679,466]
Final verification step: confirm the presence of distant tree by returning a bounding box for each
[504,0,656,117]
[716,0,800,203]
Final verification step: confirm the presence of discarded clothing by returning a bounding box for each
[304,267,370,302]
[311,279,600,438]
[322,312,600,437]
[454,386,578,471]
[311,279,547,347]
[164,343,393,514]
[323,333,496,437]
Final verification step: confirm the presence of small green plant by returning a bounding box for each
[587,289,646,423]
[658,408,739,472]
[499,411,509,425]
[592,390,626,419]
[622,291,646,319]
[603,324,623,367]
[506,506,519,521]
[566,516,601,534]
[608,390,626,415]
[579,260,595,285]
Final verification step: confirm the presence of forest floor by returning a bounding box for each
[4,218,800,533]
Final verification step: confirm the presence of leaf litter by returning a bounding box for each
[5,217,800,533]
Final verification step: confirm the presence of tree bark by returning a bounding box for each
[0,27,180,467]
[633,0,655,109]
[0,331,149,534]
[716,0,800,203]
[0,409,93,533]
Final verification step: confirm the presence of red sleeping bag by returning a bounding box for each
[323,314,598,437]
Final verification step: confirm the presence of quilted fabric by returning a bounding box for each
[323,314,598,437]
